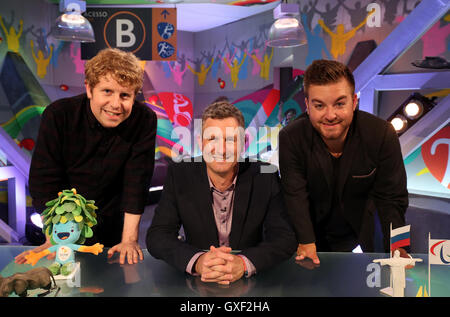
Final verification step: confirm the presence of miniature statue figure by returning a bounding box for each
[373,250,423,297]
[25,189,104,276]
[0,267,56,297]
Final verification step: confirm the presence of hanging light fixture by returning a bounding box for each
[266,3,306,48]
[52,0,95,42]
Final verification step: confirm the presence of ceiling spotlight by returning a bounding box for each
[52,0,95,42]
[391,115,408,133]
[267,3,306,48]
[403,100,423,119]
[387,92,436,136]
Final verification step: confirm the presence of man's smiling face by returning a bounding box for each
[85,74,135,128]
[305,78,357,144]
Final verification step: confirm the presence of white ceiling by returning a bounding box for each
[175,2,278,32]
[88,1,279,32]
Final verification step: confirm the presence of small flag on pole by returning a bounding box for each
[429,238,450,265]
[428,234,450,297]
[390,225,411,251]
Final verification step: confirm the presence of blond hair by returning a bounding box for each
[84,48,144,94]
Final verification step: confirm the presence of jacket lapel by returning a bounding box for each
[193,161,219,246]
[229,161,252,248]
[312,132,333,192]
[337,121,360,200]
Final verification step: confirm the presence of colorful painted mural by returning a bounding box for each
[0,0,448,199]
[404,125,450,198]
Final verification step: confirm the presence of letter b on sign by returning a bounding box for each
[116,19,136,47]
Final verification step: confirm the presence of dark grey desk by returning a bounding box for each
[1,246,448,297]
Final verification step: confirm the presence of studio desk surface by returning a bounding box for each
[1,246,449,297]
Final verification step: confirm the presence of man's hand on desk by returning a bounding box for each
[296,243,320,264]
[107,240,144,265]
[107,212,144,265]
[295,258,320,270]
[195,246,245,285]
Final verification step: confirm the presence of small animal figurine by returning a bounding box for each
[0,267,56,297]
[25,189,103,276]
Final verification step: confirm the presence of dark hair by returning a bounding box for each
[303,60,355,98]
[202,101,245,130]
[212,96,230,103]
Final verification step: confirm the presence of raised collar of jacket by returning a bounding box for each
[207,170,238,193]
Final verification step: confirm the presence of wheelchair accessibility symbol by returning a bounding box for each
[157,22,175,40]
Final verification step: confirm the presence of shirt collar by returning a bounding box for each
[208,170,238,193]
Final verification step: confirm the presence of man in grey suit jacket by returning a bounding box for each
[279,60,408,264]
[147,101,296,285]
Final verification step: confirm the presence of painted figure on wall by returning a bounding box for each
[0,15,23,53]
[302,13,331,66]
[380,0,399,25]
[223,53,247,88]
[30,39,53,79]
[233,40,250,80]
[319,9,375,59]
[187,57,214,86]
[30,27,51,57]
[341,1,370,31]
[300,0,319,30]
[247,47,273,81]
[168,61,188,87]
[314,1,342,30]
[70,43,85,74]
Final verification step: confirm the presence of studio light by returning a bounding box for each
[25,211,46,245]
[403,100,423,120]
[390,115,408,134]
[52,0,95,42]
[30,212,43,229]
[387,92,436,136]
[266,3,306,48]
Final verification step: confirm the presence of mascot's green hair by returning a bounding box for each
[41,189,98,245]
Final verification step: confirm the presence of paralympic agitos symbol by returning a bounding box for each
[430,240,450,264]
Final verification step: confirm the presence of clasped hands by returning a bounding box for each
[195,246,245,285]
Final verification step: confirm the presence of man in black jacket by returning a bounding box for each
[147,101,297,285]
[279,60,408,263]
[15,48,157,265]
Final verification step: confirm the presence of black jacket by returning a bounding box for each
[278,110,408,252]
[146,159,297,273]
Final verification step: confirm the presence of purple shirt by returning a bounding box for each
[186,174,256,277]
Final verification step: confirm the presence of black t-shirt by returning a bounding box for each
[318,153,358,251]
